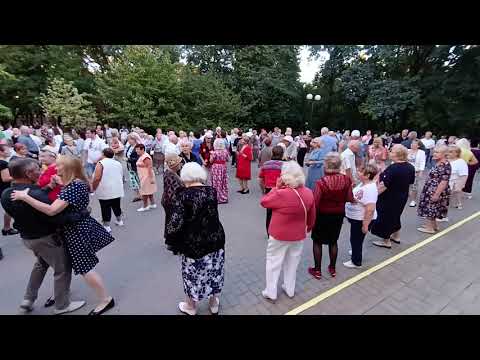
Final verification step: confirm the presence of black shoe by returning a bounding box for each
[0,248,3,261]
[132,197,141,203]
[44,297,55,308]
[88,298,115,316]
[241,189,250,194]
[2,228,19,236]
[236,190,244,193]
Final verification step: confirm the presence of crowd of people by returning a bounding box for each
[0,121,479,315]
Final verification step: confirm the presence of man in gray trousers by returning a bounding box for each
[1,158,85,315]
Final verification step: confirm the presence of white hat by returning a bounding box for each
[351,130,361,137]
[245,132,253,137]
[283,135,294,143]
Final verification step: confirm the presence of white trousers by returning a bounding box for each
[264,236,304,300]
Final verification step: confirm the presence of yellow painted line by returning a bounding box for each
[285,210,480,315]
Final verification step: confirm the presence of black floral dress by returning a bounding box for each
[417,161,451,220]
[165,186,225,302]
[59,180,115,275]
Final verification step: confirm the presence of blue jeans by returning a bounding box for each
[85,163,96,178]
[348,218,367,266]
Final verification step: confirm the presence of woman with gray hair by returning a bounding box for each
[179,138,199,165]
[209,138,229,203]
[309,152,354,279]
[417,145,451,233]
[260,161,316,302]
[165,162,225,315]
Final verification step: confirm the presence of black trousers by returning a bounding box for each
[297,147,307,167]
[231,151,237,166]
[348,218,368,266]
[99,198,122,223]
[265,188,272,235]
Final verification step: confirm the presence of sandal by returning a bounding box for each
[417,227,436,234]
[372,240,392,249]
[390,238,401,244]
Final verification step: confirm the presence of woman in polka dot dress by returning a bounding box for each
[11,155,115,315]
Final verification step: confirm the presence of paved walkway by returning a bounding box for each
[0,163,479,315]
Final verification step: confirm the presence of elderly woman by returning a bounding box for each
[258,136,273,168]
[179,138,199,165]
[125,133,142,202]
[135,144,157,212]
[199,133,214,168]
[236,133,253,194]
[305,137,324,190]
[282,135,298,161]
[344,164,379,268]
[165,162,225,315]
[309,152,354,279]
[370,145,415,249]
[417,145,451,233]
[60,134,80,158]
[407,140,426,207]
[447,145,468,210]
[367,137,388,173]
[43,138,58,154]
[210,138,229,204]
[260,161,316,302]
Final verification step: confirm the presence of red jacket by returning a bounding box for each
[313,173,354,214]
[38,164,61,202]
[258,160,283,189]
[260,186,316,241]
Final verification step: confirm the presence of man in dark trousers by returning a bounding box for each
[1,158,85,315]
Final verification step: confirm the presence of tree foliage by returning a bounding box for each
[39,77,97,128]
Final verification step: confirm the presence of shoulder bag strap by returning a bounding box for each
[291,188,308,231]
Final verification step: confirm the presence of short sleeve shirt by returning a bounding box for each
[345,182,378,221]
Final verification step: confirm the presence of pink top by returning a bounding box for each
[260,186,316,241]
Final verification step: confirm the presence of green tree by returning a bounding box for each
[39,77,97,128]
[95,45,181,130]
[179,67,241,130]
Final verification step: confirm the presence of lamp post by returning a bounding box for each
[306,93,321,126]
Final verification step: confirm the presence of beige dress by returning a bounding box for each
[136,153,157,196]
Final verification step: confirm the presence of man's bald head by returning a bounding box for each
[348,139,361,153]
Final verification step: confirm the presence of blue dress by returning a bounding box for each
[59,180,115,275]
[305,149,324,190]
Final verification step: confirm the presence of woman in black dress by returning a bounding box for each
[165,162,225,316]
[371,144,415,249]
[11,155,115,315]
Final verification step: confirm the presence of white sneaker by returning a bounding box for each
[147,204,157,210]
[348,249,352,256]
[103,226,112,233]
[436,217,449,222]
[343,260,362,269]
[19,299,34,312]
[409,201,416,207]
[261,290,276,303]
[456,205,463,210]
[114,219,124,226]
[178,302,196,316]
[467,195,473,200]
[53,301,86,315]
[209,297,220,315]
[281,284,294,299]
[137,207,149,212]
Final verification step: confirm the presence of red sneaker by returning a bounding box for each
[328,265,336,277]
[308,267,322,280]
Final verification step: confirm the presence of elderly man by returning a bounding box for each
[421,131,436,167]
[1,158,86,314]
[17,126,40,159]
[393,129,409,144]
[83,128,108,179]
[341,139,361,185]
[163,134,180,155]
[401,131,425,150]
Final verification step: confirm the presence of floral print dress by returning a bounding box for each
[210,149,229,203]
[417,161,451,220]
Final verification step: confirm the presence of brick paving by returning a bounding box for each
[0,164,479,315]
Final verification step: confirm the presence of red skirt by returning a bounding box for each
[236,156,251,180]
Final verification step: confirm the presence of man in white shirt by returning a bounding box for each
[163,134,180,155]
[341,140,361,185]
[421,131,436,167]
[83,129,108,178]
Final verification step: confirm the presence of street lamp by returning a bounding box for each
[306,93,321,125]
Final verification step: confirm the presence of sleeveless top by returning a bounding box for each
[96,158,125,200]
